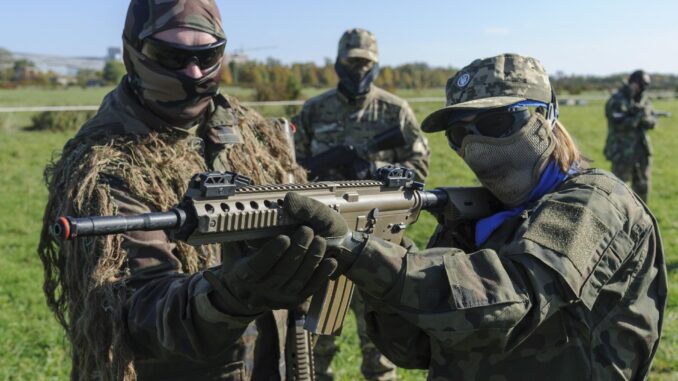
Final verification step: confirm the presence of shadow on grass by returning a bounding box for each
[666,261,678,274]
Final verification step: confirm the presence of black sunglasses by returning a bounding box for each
[141,37,226,71]
[445,106,532,149]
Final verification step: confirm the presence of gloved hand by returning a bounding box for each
[639,108,657,130]
[629,104,644,116]
[285,192,411,300]
[283,192,367,274]
[204,226,338,316]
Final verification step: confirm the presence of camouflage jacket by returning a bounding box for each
[604,85,656,162]
[292,85,430,181]
[346,169,666,380]
[70,81,295,380]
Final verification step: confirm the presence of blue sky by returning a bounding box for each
[2,0,677,75]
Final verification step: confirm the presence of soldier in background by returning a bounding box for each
[604,70,656,202]
[294,28,430,183]
[293,28,430,381]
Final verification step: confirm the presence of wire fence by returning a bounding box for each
[3,93,675,114]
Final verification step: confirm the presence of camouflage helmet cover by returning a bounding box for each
[421,53,553,132]
[337,28,379,63]
[123,0,226,48]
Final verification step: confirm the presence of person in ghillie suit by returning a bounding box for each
[278,54,667,380]
[604,70,656,202]
[38,1,338,380]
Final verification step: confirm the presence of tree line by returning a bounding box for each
[223,58,457,101]
[551,73,678,95]
[3,46,678,100]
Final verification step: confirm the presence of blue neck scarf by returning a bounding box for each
[474,162,570,246]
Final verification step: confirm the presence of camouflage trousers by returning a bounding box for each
[313,293,397,381]
[611,155,651,202]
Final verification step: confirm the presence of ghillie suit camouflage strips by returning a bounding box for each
[38,94,305,380]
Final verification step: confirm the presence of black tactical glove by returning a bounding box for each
[204,226,338,316]
[285,193,414,300]
[638,108,657,130]
[629,104,644,116]
[283,192,367,274]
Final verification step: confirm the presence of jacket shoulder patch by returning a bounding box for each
[523,200,610,275]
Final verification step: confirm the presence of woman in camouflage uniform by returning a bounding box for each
[282,54,667,380]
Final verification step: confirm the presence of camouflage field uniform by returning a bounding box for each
[295,86,423,380]
[293,28,430,183]
[293,86,430,183]
[345,169,666,380]
[39,2,314,379]
[69,81,304,380]
[293,29,429,381]
[604,85,656,202]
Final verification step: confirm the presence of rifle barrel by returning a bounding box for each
[421,189,449,209]
[55,209,186,240]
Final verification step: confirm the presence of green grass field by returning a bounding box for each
[0,87,677,380]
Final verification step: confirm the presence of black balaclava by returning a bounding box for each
[335,59,379,99]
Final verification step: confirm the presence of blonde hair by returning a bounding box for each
[550,120,588,172]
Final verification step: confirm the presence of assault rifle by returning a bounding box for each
[300,127,406,180]
[54,167,498,336]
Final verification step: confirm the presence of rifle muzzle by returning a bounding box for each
[54,209,187,240]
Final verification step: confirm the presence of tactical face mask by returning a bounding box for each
[335,58,379,97]
[461,113,556,207]
[125,38,221,127]
[122,0,226,127]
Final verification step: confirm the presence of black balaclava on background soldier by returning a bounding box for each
[122,0,226,127]
[335,58,379,99]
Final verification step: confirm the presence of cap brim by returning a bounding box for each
[421,96,527,132]
[343,49,378,62]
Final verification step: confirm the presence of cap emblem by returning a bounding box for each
[456,73,471,88]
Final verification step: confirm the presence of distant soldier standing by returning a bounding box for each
[293,28,430,381]
[294,28,430,183]
[604,70,656,202]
